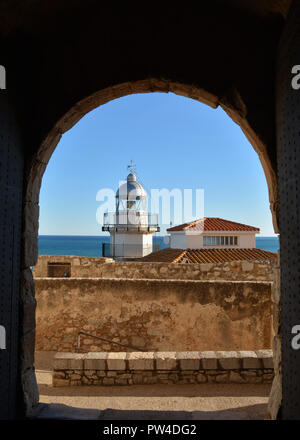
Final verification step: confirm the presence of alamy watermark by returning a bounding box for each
[291,325,300,350]
[291,65,300,90]
[0,65,6,90]
[0,325,6,350]
[96,183,204,229]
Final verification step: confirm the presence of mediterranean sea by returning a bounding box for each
[38,235,279,257]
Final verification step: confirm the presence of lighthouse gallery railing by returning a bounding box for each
[102,212,159,230]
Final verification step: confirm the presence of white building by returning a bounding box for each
[167,217,259,249]
[102,167,160,259]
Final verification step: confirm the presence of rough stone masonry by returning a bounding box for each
[52,350,274,387]
[35,277,273,353]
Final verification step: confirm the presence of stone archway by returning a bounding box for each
[21,78,279,415]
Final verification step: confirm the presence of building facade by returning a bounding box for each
[167,217,259,250]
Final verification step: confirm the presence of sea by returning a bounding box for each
[38,235,279,257]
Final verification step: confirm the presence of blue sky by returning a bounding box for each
[39,92,276,237]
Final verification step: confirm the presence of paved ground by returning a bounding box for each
[35,351,271,420]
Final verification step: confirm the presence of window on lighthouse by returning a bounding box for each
[127,200,136,209]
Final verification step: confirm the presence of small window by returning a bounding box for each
[234,236,238,245]
[216,236,220,245]
[221,236,224,245]
[47,262,71,278]
[211,236,215,245]
[225,236,229,245]
[207,236,211,245]
[230,236,233,245]
[127,200,136,209]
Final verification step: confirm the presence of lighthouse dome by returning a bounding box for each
[116,172,147,200]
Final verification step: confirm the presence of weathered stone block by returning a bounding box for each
[217,351,241,370]
[85,370,96,376]
[103,378,115,385]
[53,372,65,379]
[132,374,144,384]
[200,351,218,369]
[177,351,200,370]
[207,375,216,383]
[107,352,126,370]
[157,373,169,380]
[128,352,154,370]
[239,351,262,369]
[186,377,196,384]
[155,352,177,370]
[200,263,213,272]
[178,378,190,384]
[168,373,179,382]
[243,375,262,384]
[84,352,107,370]
[53,353,85,370]
[255,350,274,369]
[118,373,132,379]
[70,373,82,380]
[70,380,81,386]
[241,370,257,377]
[229,371,246,383]
[197,373,207,383]
[143,376,158,384]
[241,261,254,272]
[81,376,91,385]
[115,378,128,385]
[215,373,229,383]
[263,373,274,382]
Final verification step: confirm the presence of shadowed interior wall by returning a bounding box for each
[0,94,24,419]
[275,0,300,420]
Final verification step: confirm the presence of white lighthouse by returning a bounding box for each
[102,163,160,260]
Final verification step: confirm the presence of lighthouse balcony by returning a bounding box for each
[102,212,160,233]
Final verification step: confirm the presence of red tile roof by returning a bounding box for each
[139,248,185,263]
[167,217,260,232]
[140,247,276,263]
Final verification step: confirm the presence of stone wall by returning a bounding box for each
[52,350,274,387]
[33,255,274,281]
[35,278,273,353]
[268,252,281,418]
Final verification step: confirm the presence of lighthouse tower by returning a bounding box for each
[102,162,160,259]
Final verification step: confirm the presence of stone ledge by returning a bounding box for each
[53,353,85,370]
[107,352,127,370]
[128,352,154,370]
[53,350,274,386]
[84,352,106,370]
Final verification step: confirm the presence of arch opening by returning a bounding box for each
[23,79,279,418]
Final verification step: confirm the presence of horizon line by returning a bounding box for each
[38,233,279,238]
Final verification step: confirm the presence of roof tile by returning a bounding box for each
[167,217,260,232]
[140,247,276,263]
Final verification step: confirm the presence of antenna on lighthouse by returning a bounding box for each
[127,160,136,175]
